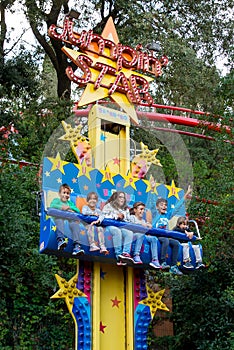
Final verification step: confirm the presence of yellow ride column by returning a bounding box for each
[88,104,134,350]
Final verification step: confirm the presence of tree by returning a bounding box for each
[0,1,233,348]
[1,0,233,99]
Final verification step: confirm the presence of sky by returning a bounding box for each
[5,6,37,55]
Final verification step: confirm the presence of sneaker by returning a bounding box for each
[117,259,127,266]
[89,244,100,252]
[100,246,108,254]
[118,253,134,264]
[196,262,205,269]
[169,265,183,275]
[149,260,162,269]
[133,255,143,264]
[161,262,170,270]
[57,238,67,251]
[72,246,85,256]
[183,261,194,269]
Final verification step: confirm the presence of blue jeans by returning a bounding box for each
[158,237,180,266]
[145,236,159,261]
[54,218,81,246]
[133,232,145,256]
[108,226,133,258]
[133,234,159,261]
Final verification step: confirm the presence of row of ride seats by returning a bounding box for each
[39,190,202,269]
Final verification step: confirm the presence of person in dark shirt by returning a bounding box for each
[173,216,205,269]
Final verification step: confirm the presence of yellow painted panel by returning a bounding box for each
[126,268,134,350]
[88,105,130,173]
[99,264,126,350]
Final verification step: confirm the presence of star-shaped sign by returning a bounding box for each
[166,180,182,199]
[51,273,87,313]
[62,18,153,124]
[111,296,121,308]
[139,286,169,319]
[48,152,68,174]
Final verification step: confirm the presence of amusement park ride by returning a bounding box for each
[38,13,229,350]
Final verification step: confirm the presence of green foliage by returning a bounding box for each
[0,1,233,348]
[0,163,75,349]
[0,51,41,102]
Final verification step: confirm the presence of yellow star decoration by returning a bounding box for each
[59,121,91,164]
[59,121,84,145]
[123,171,139,190]
[139,142,162,167]
[48,152,68,175]
[62,18,153,124]
[100,166,115,185]
[74,163,92,180]
[142,174,159,194]
[166,180,182,200]
[51,274,87,314]
[139,286,169,319]
[142,179,159,194]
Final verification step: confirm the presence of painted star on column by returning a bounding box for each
[165,180,182,199]
[113,157,120,165]
[51,273,87,313]
[111,296,121,308]
[100,133,107,141]
[100,268,107,280]
[139,286,169,319]
[100,321,107,333]
[48,152,69,174]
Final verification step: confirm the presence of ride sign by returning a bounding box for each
[48,16,169,123]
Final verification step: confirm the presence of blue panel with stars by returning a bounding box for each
[39,157,201,269]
